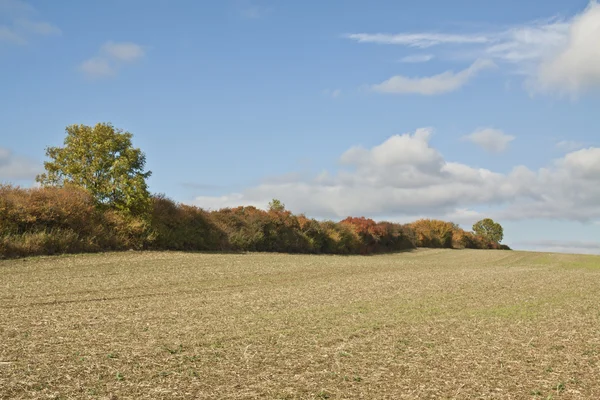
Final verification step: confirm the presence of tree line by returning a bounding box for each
[0,123,508,259]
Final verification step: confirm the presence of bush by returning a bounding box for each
[320,221,361,254]
[211,206,311,253]
[409,219,455,248]
[0,185,149,258]
[339,217,416,254]
[149,195,227,251]
[0,185,510,259]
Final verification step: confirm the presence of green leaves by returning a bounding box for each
[36,123,152,217]
[472,218,504,243]
[268,198,285,212]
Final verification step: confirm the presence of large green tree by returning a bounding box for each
[472,218,504,243]
[36,123,152,216]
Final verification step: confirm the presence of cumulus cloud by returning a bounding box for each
[0,0,60,45]
[192,128,600,225]
[560,147,600,178]
[399,54,434,63]
[463,128,515,153]
[0,147,41,181]
[347,1,600,96]
[536,1,600,95]
[79,41,145,79]
[371,59,494,95]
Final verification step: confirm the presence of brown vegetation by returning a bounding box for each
[0,185,508,259]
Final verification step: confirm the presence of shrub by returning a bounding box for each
[320,221,361,254]
[409,219,455,248]
[0,185,510,259]
[211,206,310,253]
[149,195,227,251]
[0,185,148,258]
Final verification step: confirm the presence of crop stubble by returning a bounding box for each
[1,249,599,399]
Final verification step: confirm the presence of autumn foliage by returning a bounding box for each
[0,186,509,259]
[0,185,148,258]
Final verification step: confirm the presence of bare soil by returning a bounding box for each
[1,249,599,399]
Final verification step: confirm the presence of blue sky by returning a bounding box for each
[1,0,600,254]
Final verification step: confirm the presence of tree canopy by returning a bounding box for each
[36,123,152,216]
[472,218,504,243]
[268,198,286,212]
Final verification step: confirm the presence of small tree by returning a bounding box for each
[268,198,285,212]
[36,123,152,216]
[472,218,504,243]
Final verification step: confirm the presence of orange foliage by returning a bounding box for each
[409,219,455,248]
[0,185,509,258]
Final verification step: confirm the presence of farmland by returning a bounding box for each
[1,249,599,399]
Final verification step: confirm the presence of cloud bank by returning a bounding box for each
[193,128,600,226]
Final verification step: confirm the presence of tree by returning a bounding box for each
[472,218,504,243]
[36,123,152,216]
[268,198,285,212]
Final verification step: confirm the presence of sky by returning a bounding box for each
[1,0,600,254]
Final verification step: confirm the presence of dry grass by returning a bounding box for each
[1,249,599,399]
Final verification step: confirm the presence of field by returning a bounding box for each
[1,249,599,399]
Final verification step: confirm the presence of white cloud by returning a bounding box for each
[484,21,569,64]
[346,2,600,96]
[192,128,600,225]
[79,57,115,78]
[346,20,569,66]
[0,147,41,181]
[101,41,145,62]
[346,33,489,48]
[560,147,600,178]
[79,41,145,79]
[0,0,60,45]
[463,128,515,153]
[399,54,434,63]
[371,59,494,95]
[340,128,442,171]
[536,1,600,95]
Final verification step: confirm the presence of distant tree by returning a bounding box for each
[472,218,504,243]
[268,198,285,212]
[36,123,152,216]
